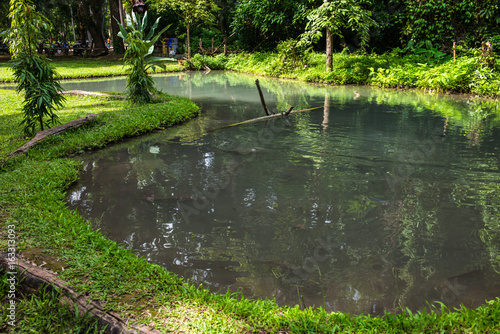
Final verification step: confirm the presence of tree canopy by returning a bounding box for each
[152,0,219,59]
[1,0,499,57]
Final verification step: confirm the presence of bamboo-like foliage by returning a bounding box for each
[117,11,174,104]
[3,0,65,136]
[10,54,65,135]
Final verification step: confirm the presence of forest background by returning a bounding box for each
[0,0,498,59]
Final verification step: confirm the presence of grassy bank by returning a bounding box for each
[1,68,500,332]
[186,51,500,98]
[0,57,183,83]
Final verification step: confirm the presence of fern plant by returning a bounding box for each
[117,11,174,104]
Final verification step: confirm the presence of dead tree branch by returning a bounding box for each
[8,114,97,157]
[255,79,272,116]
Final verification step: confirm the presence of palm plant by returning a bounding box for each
[117,11,174,104]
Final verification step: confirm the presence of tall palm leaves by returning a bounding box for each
[117,11,173,104]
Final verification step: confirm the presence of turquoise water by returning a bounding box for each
[66,72,500,315]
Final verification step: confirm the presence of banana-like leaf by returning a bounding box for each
[150,25,171,47]
[145,17,161,41]
[126,13,134,30]
[146,44,155,57]
[142,11,148,32]
[117,29,128,44]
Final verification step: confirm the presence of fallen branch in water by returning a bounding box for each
[158,105,324,146]
[63,90,123,98]
[284,106,294,116]
[221,106,323,129]
[255,79,272,116]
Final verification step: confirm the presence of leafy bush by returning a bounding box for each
[470,63,500,97]
[269,39,310,76]
[416,57,478,92]
[226,52,277,75]
[186,53,228,71]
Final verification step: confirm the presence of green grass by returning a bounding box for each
[1,61,500,332]
[0,272,102,333]
[0,57,183,83]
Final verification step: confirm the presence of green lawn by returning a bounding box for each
[0,57,183,83]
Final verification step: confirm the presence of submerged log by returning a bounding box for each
[0,253,160,333]
[8,113,97,158]
[63,90,118,97]
[222,105,323,129]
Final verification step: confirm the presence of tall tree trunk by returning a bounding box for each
[77,0,108,56]
[109,0,124,54]
[70,5,77,42]
[326,27,333,73]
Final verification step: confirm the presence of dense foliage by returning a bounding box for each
[1,0,498,55]
[404,0,500,49]
[152,0,219,59]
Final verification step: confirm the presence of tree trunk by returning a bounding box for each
[0,254,162,334]
[77,0,108,56]
[109,0,124,54]
[326,27,333,73]
[70,5,77,42]
[186,23,191,59]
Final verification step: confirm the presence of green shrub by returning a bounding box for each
[370,63,428,88]
[117,11,172,104]
[416,57,478,92]
[269,39,310,77]
[187,53,228,71]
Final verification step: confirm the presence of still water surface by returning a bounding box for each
[65,72,500,315]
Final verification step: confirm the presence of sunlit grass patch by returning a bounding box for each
[0,58,183,83]
[0,274,101,333]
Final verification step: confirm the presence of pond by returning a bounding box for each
[65,72,500,315]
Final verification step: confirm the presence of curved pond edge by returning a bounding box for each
[1,85,500,333]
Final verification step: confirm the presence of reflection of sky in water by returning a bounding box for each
[67,72,500,315]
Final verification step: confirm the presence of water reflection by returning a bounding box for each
[66,72,500,315]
